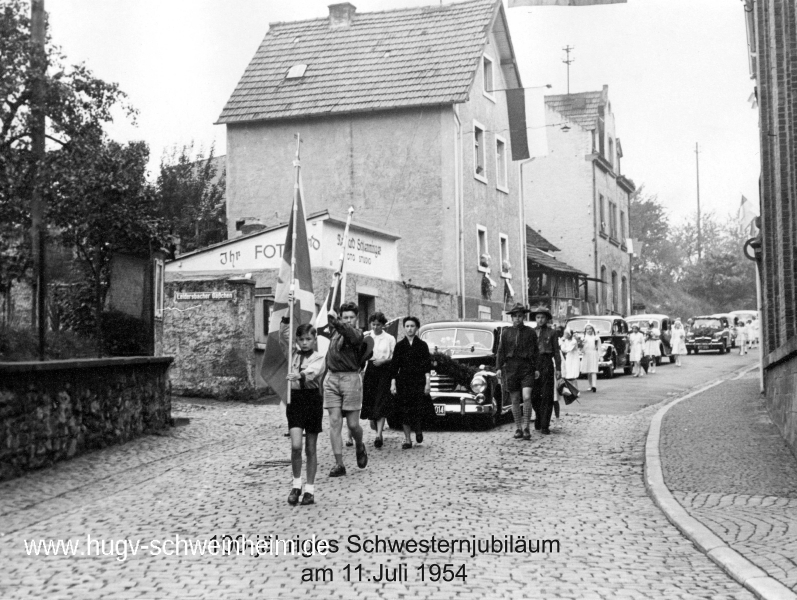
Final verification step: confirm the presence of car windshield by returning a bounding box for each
[693,318,721,328]
[628,319,659,330]
[421,328,494,353]
[565,319,613,335]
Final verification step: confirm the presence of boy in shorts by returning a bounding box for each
[280,318,325,505]
[324,302,368,477]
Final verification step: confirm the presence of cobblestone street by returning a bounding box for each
[0,354,763,599]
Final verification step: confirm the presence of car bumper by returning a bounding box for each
[686,341,723,349]
[429,392,497,416]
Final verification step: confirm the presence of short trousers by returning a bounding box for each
[287,389,323,434]
[323,371,363,411]
[503,358,535,392]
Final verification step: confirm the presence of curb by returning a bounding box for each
[644,364,797,600]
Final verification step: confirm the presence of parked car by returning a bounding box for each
[711,313,738,348]
[686,315,732,354]
[564,315,631,378]
[418,321,513,428]
[626,314,675,365]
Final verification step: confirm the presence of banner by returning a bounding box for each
[261,168,315,405]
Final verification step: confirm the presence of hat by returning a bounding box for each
[505,302,530,315]
[631,323,640,330]
[528,304,553,319]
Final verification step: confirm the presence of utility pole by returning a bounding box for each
[695,142,702,260]
[30,0,47,360]
[562,45,575,94]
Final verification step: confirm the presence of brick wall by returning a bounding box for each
[0,357,173,481]
[753,0,797,455]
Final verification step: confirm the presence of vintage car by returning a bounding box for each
[625,314,675,364]
[686,315,732,354]
[418,320,513,428]
[563,315,632,378]
[712,313,738,348]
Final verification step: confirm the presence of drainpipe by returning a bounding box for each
[592,161,600,312]
[519,158,535,307]
[454,106,466,319]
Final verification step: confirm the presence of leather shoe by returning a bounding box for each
[513,429,523,439]
[288,487,302,505]
[356,443,368,469]
[541,428,551,435]
[329,464,346,477]
[416,432,423,444]
[300,492,314,506]
[402,441,413,449]
[374,436,383,448]
[523,428,532,440]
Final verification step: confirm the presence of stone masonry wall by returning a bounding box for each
[0,357,173,481]
[161,279,257,399]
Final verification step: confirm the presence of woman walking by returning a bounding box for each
[629,324,646,377]
[580,323,600,392]
[361,312,396,448]
[644,321,661,374]
[670,319,687,366]
[390,317,432,449]
[559,328,580,395]
[737,320,748,355]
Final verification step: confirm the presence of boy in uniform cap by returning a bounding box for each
[496,303,539,440]
[530,305,561,435]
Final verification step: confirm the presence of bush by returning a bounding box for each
[100,310,150,356]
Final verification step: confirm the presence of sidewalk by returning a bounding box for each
[654,368,797,599]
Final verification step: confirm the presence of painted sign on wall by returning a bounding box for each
[167,213,401,281]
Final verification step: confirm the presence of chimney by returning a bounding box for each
[328,3,356,28]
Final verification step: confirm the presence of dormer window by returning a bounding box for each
[286,64,307,79]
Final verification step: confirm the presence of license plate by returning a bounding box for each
[699,345,710,350]
[434,404,446,416]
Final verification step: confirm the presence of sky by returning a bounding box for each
[44,0,760,224]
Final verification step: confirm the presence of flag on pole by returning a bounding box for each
[315,278,343,356]
[261,169,315,405]
[509,0,626,6]
[737,195,758,236]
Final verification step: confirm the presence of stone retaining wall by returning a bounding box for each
[0,357,173,481]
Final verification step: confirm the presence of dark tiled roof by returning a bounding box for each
[218,0,500,124]
[526,246,586,276]
[545,86,607,130]
[526,225,559,252]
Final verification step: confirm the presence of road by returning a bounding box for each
[0,350,761,599]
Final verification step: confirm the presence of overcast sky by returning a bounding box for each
[45,0,759,224]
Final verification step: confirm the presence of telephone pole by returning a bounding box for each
[562,45,575,94]
[30,0,47,360]
[695,142,702,260]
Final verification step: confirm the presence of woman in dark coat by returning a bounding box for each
[390,316,432,449]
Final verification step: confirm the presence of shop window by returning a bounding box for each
[357,294,375,330]
[474,121,486,182]
[477,225,489,272]
[495,136,508,192]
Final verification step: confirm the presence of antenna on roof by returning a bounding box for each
[562,45,575,94]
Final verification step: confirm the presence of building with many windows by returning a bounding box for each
[522,85,635,315]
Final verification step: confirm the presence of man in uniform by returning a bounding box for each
[530,305,561,435]
[495,303,539,440]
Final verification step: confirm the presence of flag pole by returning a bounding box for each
[287,134,301,405]
[329,206,355,312]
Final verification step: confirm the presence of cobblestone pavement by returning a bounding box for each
[661,371,797,592]
[0,383,758,599]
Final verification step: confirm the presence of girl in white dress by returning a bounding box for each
[737,321,748,355]
[644,321,661,374]
[580,324,600,392]
[629,324,646,377]
[670,319,687,366]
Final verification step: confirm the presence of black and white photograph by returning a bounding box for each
[1,0,796,598]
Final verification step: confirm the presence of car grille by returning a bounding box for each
[431,374,457,393]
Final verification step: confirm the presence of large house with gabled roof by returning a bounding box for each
[523,85,635,316]
[217,0,529,321]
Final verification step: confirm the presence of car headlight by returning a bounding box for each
[470,374,486,394]
[712,332,722,340]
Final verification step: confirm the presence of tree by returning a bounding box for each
[46,138,160,350]
[629,189,682,280]
[0,0,134,315]
[157,143,226,257]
